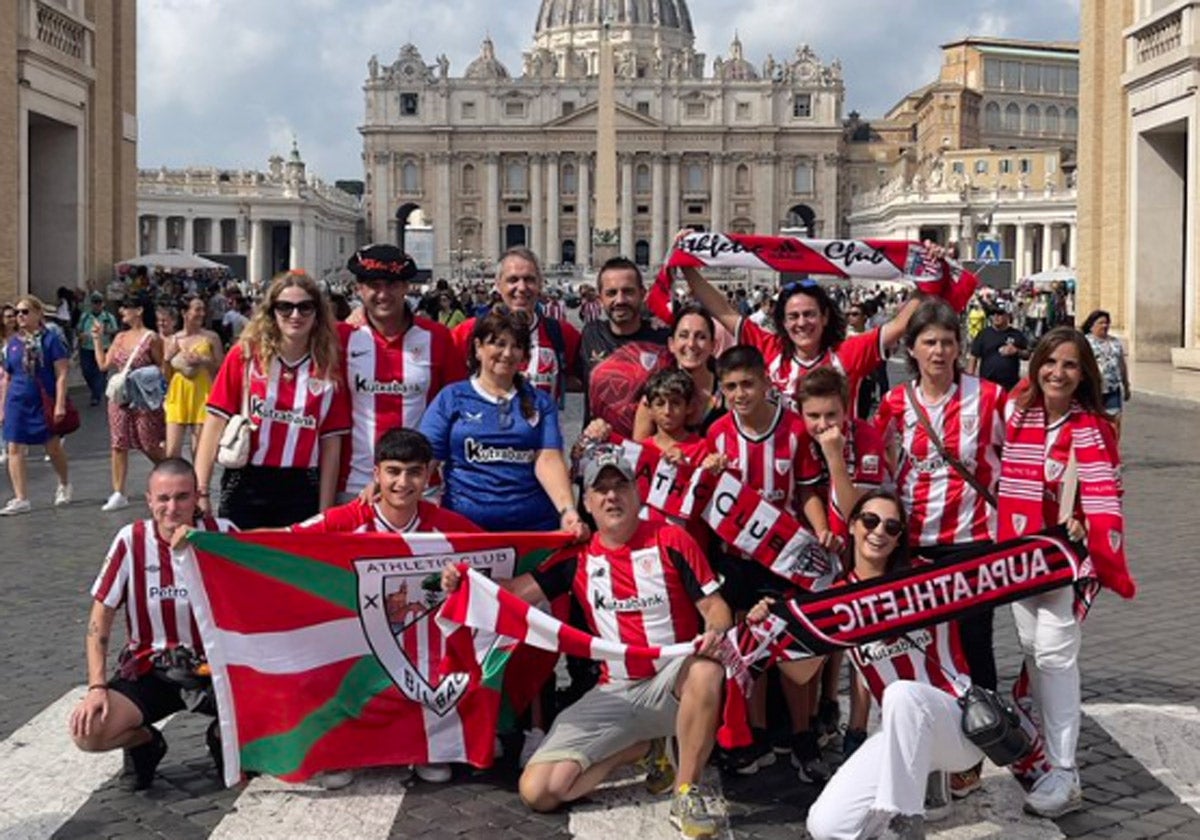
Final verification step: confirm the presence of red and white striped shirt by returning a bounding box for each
[291,498,480,534]
[874,375,1005,546]
[706,402,808,517]
[91,516,235,663]
[207,344,351,469]
[532,521,720,682]
[844,572,971,704]
[737,318,884,410]
[339,318,465,493]
[452,314,580,402]
[797,418,891,537]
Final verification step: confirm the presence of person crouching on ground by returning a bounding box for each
[441,446,732,839]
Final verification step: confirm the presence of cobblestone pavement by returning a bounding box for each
[0,393,1197,839]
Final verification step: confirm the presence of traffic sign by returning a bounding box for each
[976,239,1002,264]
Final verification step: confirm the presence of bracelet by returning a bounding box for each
[87,684,108,692]
[558,505,576,517]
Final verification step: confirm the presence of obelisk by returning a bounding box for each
[592,16,620,266]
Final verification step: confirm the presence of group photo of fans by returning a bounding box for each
[50,233,1133,840]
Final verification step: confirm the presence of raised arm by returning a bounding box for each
[679,266,741,336]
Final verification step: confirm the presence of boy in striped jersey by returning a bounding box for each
[68,459,236,791]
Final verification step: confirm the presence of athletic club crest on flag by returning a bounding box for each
[356,548,516,716]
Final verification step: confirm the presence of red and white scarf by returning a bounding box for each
[648,233,978,324]
[997,401,1134,599]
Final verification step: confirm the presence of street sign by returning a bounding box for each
[975,239,1002,264]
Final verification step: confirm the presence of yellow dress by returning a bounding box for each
[165,337,214,425]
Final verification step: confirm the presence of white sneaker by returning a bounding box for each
[1024,767,1082,818]
[101,492,129,512]
[313,770,355,790]
[0,498,31,516]
[0,450,8,464]
[54,483,72,506]
[414,763,452,783]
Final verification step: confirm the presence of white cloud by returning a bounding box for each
[136,0,1080,179]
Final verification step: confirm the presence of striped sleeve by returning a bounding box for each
[91,527,131,608]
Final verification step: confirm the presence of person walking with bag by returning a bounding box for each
[0,295,72,514]
[93,298,166,512]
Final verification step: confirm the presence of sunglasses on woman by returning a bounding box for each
[14,309,31,316]
[857,511,904,537]
[273,300,317,318]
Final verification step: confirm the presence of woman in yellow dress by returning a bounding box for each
[164,295,224,458]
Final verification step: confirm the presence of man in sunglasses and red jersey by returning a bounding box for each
[340,244,466,501]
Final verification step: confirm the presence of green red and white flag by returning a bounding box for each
[181,529,568,787]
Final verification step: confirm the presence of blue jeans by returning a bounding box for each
[79,348,106,403]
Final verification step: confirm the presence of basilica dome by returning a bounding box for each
[535,0,694,37]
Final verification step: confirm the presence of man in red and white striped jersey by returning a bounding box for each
[451,247,581,404]
[341,244,466,497]
[441,446,731,837]
[68,459,236,791]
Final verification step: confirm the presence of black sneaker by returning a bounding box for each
[791,731,831,785]
[726,733,776,776]
[206,719,223,778]
[816,698,841,746]
[125,726,167,791]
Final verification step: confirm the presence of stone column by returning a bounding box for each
[435,152,452,274]
[666,154,680,239]
[620,153,634,257]
[1067,222,1077,268]
[289,220,301,269]
[155,216,167,252]
[709,153,724,233]
[249,219,264,288]
[530,153,544,263]
[1042,223,1055,271]
[183,216,194,254]
[755,153,776,234]
[546,152,560,264]
[484,153,500,263]
[650,153,665,264]
[578,153,592,269]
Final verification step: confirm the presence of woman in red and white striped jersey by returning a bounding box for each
[802,490,982,840]
[195,271,350,529]
[873,299,1006,699]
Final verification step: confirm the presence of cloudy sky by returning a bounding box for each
[138,0,1080,181]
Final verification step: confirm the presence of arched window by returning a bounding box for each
[1003,102,1020,132]
[506,160,527,193]
[984,101,1001,131]
[562,163,577,194]
[1025,104,1040,134]
[1045,105,1060,135]
[685,163,705,192]
[735,163,750,194]
[635,163,651,193]
[1064,107,1078,136]
[461,163,476,193]
[634,240,650,265]
[401,161,419,193]
[793,162,814,195]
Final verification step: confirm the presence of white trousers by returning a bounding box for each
[807,681,984,840]
[1011,587,1082,770]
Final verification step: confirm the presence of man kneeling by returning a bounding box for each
[67,458,235,790]
[442,446,732,838]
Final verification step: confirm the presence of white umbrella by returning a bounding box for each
[1025,265,1075,286]
[117,250,227,271]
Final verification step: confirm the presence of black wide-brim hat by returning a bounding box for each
[347,244,418,282]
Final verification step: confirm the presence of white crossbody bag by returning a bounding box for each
[216,356,258,469]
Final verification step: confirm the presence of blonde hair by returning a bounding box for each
[14,295,45,329]
[239,271,339,377]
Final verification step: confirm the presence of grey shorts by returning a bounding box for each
[527,656,688,771]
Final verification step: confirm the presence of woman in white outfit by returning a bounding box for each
[798,489,984,840]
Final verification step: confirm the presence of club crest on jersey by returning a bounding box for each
[355,547,516,716]
[862,454,880,474]
[1045,460,1065,482]
[1011,513,1027,533]
[307,377,331,396]
[1108,530,1123,552]
[775,458,792,475]
[961,415,979,435]
[640,352,658,371]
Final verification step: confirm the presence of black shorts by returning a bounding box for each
[109,673,187,726]
[714,552,793,612]
[220,464,319,529]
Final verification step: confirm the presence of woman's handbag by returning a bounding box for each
[957,684,1032,766]
[105,332,152,406]
[38,384,80,437]
[216,356,258,469]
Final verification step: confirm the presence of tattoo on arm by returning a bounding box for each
[87,620,100,638]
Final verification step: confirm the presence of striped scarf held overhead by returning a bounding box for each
[647,233,978,325]
[996,402,1134,599]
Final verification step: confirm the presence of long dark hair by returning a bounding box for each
[771,280,846,353]
[468,306,537,420]
[843,489,910,577]
[1019,326,1106,416]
